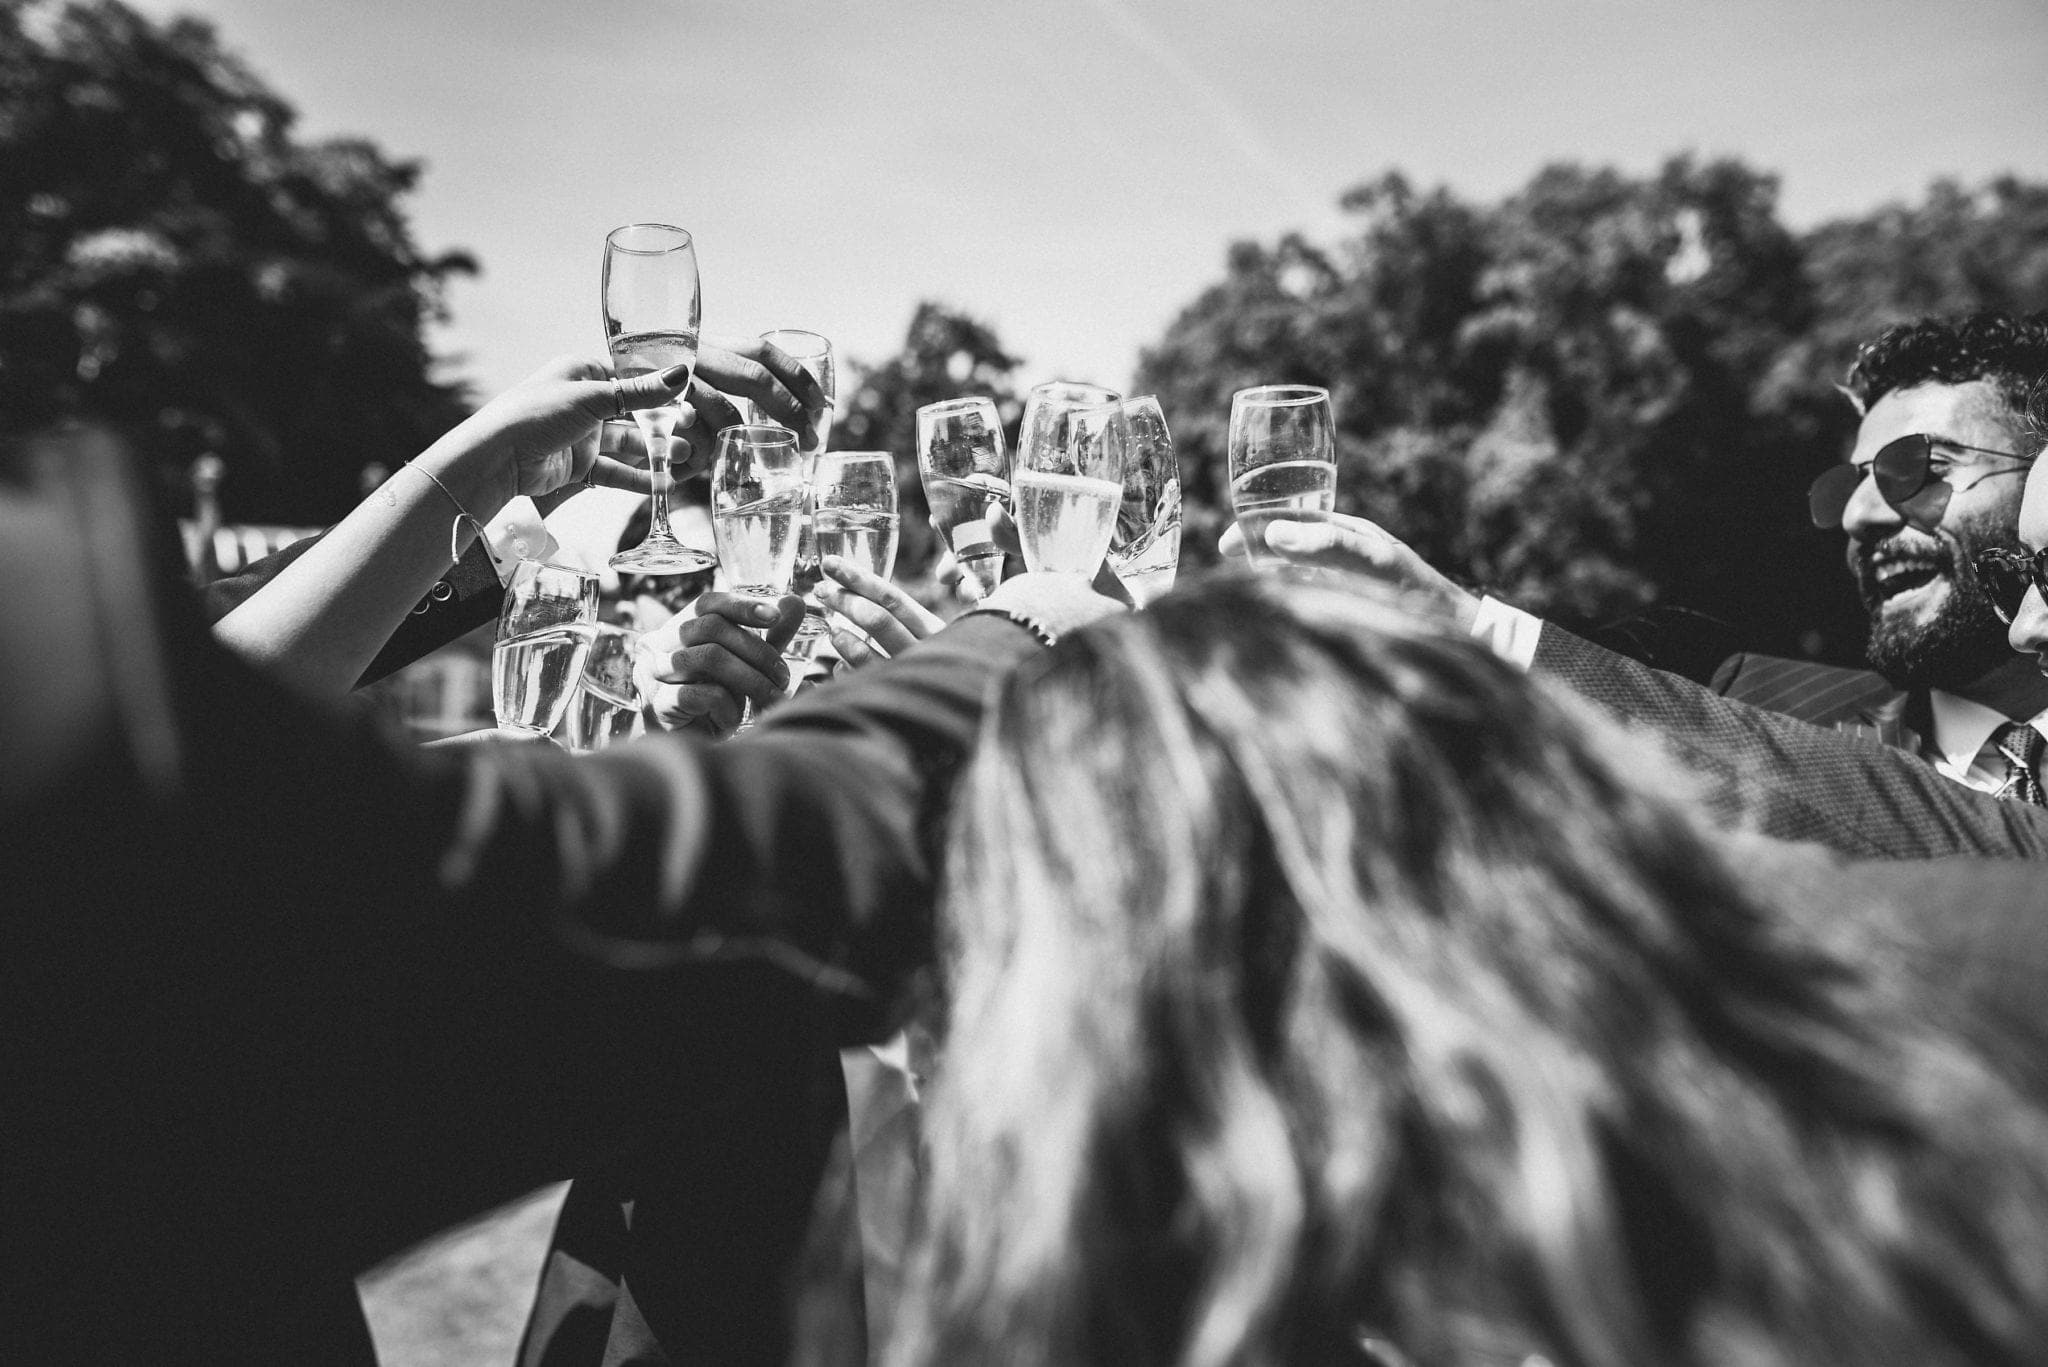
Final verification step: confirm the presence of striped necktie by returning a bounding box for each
[1992,721,2047,806]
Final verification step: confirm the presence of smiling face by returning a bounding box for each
[1841,381,2031,690]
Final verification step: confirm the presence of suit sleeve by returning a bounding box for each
[200,535,506,687]
[1533,624,2048,859]
[413,613,1038,1021]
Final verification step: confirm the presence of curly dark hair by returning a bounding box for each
[1846,311,2048,438]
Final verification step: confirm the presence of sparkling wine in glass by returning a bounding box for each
[916,396,1010,600]
[1015,381,1128,577]
[1228,385,1336,568]
[566,623,642,752]
[714,425,808,729]
[812,451,900,579]
[1107,395,1181,605]
[493,559,599,740]
[603,223,710,573]
[740,331,836,642]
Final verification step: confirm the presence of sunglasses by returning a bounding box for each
[1974,546,2048,625]
[1808,434,2031,532]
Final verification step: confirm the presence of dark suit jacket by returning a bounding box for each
[201,532,506,685]
[1,430,1037,1363]
[1710,651,1928,754]
[1534,626,2048,859]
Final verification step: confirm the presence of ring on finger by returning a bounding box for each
[609,376,628,419]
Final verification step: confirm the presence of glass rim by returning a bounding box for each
[815,449,893,463]
[715,422,800,447]
[1233,384,1330,408]
[757,328,832,358]
[1028,379,1121,401]
[513,556,601,581]
[604,222,694,256]
[917,395,999,418]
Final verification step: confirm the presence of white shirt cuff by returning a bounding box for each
[478,497,558,583]
[970,574,1127,645]
[1469,595,1543,672]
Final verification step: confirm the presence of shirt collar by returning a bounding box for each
[1929,689,2048,772]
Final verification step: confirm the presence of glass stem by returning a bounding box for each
[636,408,678,541]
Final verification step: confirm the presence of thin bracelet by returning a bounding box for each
[403,460,487,568]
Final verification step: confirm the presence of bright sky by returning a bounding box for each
[130,0,2048,405]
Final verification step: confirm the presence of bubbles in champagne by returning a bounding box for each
[1015,468,1122,576]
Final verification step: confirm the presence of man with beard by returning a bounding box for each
[1711,312,2048,797]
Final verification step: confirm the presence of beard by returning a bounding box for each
[1856,520,2018,691]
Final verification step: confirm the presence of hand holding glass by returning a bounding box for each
[1107,395,1181,605]
[917,396,1011,600]
[1228,385,1336,568]
[604,223,709,572]
[493,560,599,740]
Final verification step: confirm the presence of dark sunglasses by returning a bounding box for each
[1808,434,2031,532]
[1974,546,2048,625]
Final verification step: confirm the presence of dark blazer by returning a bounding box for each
[201,532,507,685]
[1,429,1037,1363]
[1534,626,2048,859]
[1710,651,1927,753]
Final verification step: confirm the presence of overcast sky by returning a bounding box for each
[129,0,2048,404]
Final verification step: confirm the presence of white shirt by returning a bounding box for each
[1927,691,2048,794]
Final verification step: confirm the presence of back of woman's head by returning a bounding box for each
[889,573,2048,1367]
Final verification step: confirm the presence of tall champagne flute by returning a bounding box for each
[1228,385,1336,568]
[713,425,808,728]
[566,623,641,752]
[604,223,710,573]
[1015,383,1129,576]
[742,331,836,642]
[917,396,1010,600]
[493,559,599,740]
[1107,395,1181,605]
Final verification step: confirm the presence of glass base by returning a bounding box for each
[611,536,717,574]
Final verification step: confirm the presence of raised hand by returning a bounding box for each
[634,592,806,739]
[667,335,835,476]
[816,555,945,669]
[1219,512,1480,630]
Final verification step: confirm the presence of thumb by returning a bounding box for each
[1265,520,1344,556]
[762,594,808,652]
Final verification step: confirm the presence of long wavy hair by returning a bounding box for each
[884,573,2048,1367]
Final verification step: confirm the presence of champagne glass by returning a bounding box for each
[1107,395,1181,605]
[1228,384,1336,568]
[812,452,900,579]
[713,425,808,728]
[566,623,641,752]
[493,559,599,740]
[917,396,1010,600]
[742,329,836,455]
[1014,382,1129,577]
[742,330,836,643]
[603,223,710,573]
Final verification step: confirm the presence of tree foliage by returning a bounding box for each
[1138,158,2048,661]
[0,0,474,521]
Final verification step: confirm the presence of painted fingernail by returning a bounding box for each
[659,362,694,386]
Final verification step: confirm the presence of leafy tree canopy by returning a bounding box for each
[1137,157,2048,662]
[0,0,475,521]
